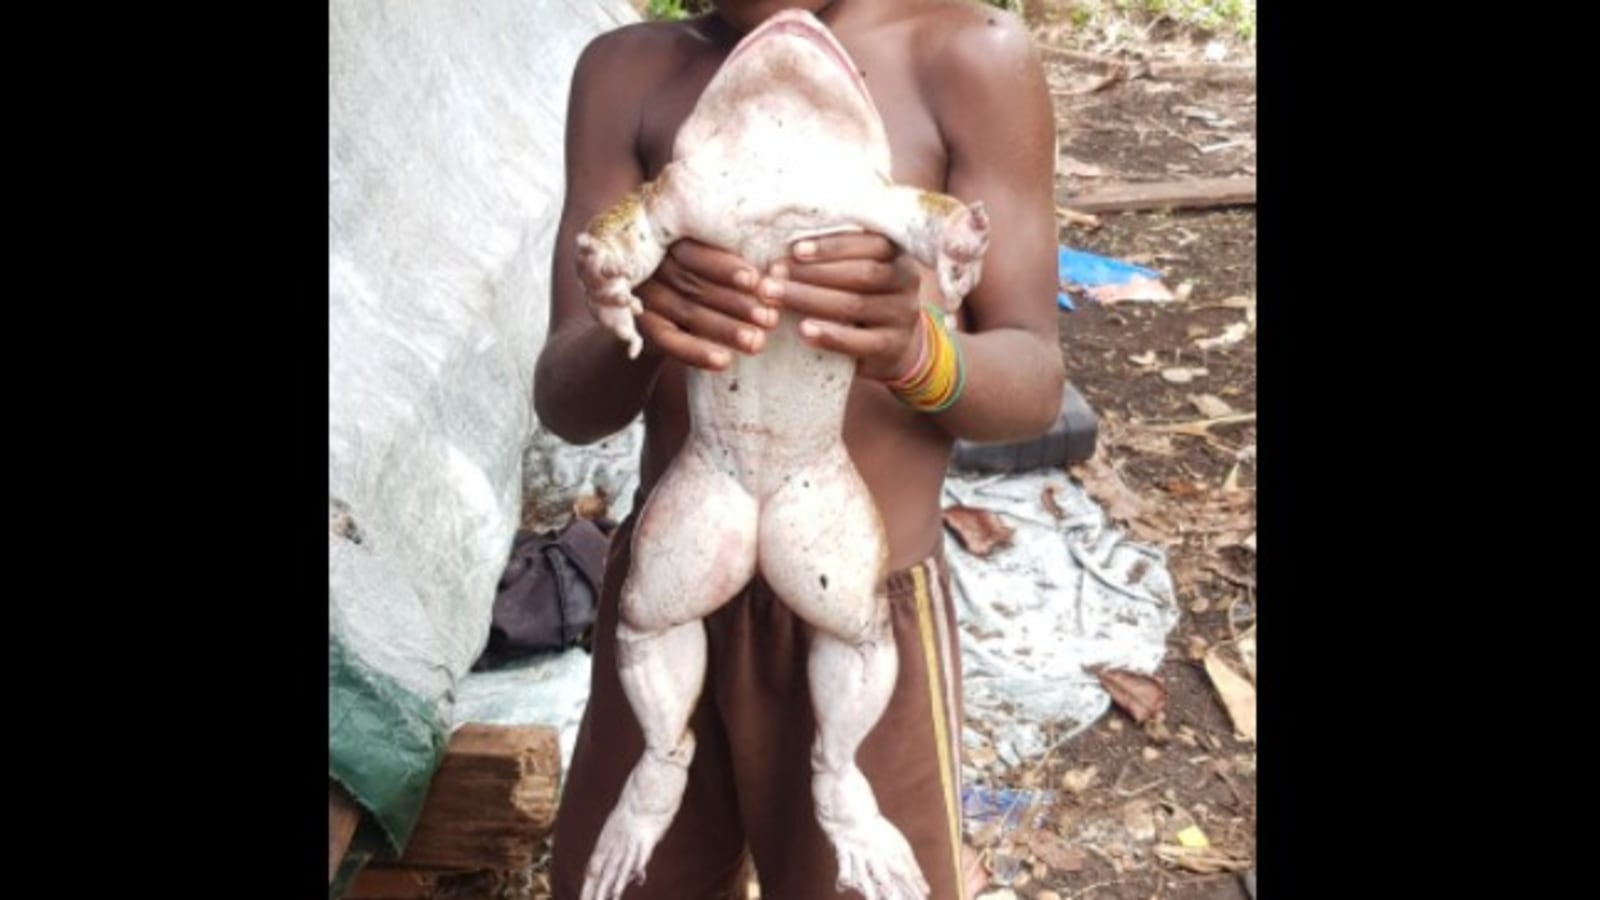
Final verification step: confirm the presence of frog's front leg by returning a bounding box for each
[576,168,688,358]
[853,184,991,315]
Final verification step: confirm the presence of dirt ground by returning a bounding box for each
[976,7,1258,900]
[435,5,1257,899]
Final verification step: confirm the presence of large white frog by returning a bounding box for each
[573,10,990,900]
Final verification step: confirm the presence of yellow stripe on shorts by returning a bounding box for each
[911,564,965,900]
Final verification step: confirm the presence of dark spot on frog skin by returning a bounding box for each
[820,574,829,589]
[729,379,740,392]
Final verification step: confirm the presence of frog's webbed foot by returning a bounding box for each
[576,172,686,359]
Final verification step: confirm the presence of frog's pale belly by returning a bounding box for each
[687,317,853,488]
[570,11,990,900]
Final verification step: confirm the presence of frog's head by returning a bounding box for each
[710,8,879,126]
[711,1,839,36]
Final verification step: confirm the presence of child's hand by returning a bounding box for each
[634,239,779,371]
[764,233,926,383]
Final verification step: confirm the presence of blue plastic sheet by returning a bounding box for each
[1057,245,1171,309]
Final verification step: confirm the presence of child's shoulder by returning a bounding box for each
[576,14,708,72]
[900,0,1040,75]
[567,15,718,116]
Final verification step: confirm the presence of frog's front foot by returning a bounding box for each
[935,201,991,310]
[576,231,647,358]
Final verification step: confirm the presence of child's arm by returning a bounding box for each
[925,13,1066,441]
[535,29,775,445]
[770,11,1066,443]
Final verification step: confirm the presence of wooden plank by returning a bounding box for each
[345,867,439,900]
[395,723,561,871]
[1060,177,1255,215]
[330,783,364,884]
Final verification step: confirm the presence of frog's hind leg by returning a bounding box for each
[756,447,930,900]
[581,443,759,900]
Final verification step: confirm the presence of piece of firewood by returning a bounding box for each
[1059,177,1255,214]
[397,723,561,871]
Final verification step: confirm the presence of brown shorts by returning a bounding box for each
[551,513,968,900]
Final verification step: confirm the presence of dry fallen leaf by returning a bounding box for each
[1161,805,1203,843]
[1204,649,1257,743]
[966,744,998,768]
[1042,484,1067,519]
[1162,478,1207,498]
[1120,799,1158,842]
[1243,531,1256,552]
[1092,668,1168,724]
[1129,350,1159,368]
[1235,624,1256,682]
[1196,322,1250,350]
[1232,753,1256,779]
[1027,829,1087,873]
[1186,635,1209,660]
[1060,764,1099,794]
[1154,844,1252,874]
[1190,394,1234,418]
[1107,423,1177,457]
[1221,462,1242,493]
[571,493,609,520]
[1161,366,1209,384]
[1070,455,1146,524]
[943,506,1016,557]
[1143,712,1171,744]
[1055,206,1102,230]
